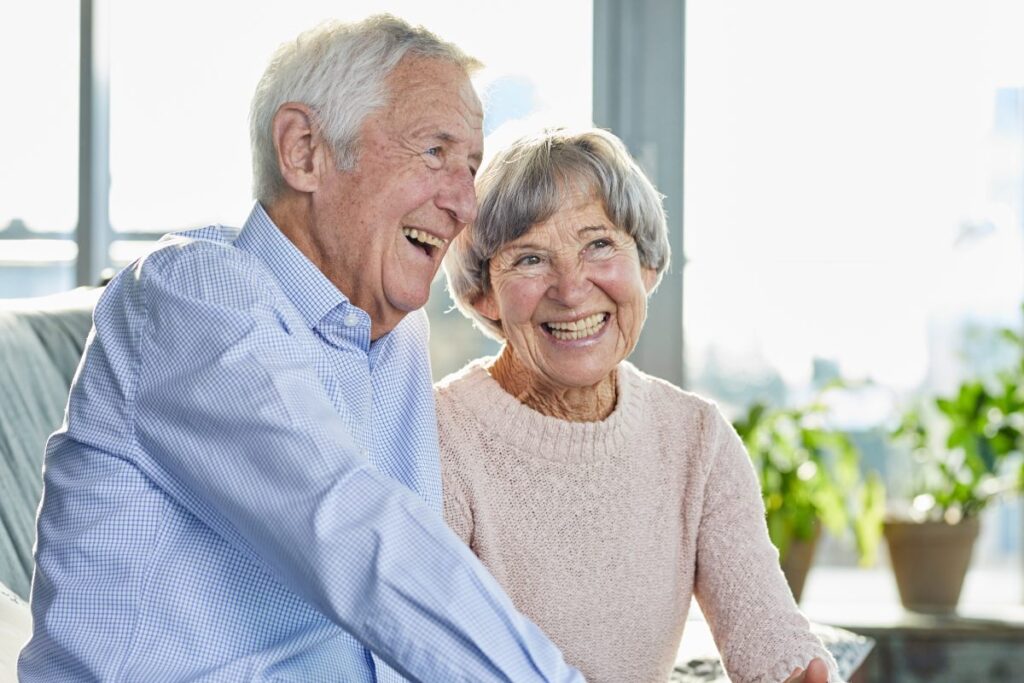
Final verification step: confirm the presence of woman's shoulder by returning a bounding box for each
[433,356,510,438]
[434,356,495,404]
[619,360,720,420]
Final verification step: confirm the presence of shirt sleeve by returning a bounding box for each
[128,246,583,683]
[692,403,841,683]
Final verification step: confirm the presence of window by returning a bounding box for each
[0,2,79,297]
[684,0,1024,583]
[2,1,592,376]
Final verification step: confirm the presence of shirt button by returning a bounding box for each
[343,313,359,327]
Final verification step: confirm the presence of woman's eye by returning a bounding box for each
[425,146,442,156]
[514,254,541,267]
[590,238,613,250]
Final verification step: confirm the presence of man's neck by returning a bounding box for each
[264,197,402,340]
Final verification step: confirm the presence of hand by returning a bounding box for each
[782,657,830,683]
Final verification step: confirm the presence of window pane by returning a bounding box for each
[0,2,78,297]
[108,1,592,376]
[684,0,1024,574]
[108,0,592,235]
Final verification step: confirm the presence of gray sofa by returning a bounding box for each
[0,287,99,600]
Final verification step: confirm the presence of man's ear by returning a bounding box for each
[272,103,322,194]
[472,291,500,322]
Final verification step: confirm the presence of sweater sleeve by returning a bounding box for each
[692,403,841,683]
[438,397,475,547]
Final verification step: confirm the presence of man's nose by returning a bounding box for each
[436,166,478,225]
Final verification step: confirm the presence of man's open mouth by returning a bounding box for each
[403,227,447,257]
[541,313,609,341]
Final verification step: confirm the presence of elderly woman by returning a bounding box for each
[438,128,838,683]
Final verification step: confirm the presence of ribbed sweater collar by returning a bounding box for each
[441,357,646,463]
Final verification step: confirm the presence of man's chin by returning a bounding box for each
[371,290,430,332]
[394,288,431,313]
[393,277,435,309]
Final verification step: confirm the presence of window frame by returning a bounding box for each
[71,0,687,382]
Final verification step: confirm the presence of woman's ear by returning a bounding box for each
[472,291,500,322]
[642,267,660,294]
[272,103,322,194]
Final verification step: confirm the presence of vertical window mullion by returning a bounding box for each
[593,0,686,387]
[77,0,111,287]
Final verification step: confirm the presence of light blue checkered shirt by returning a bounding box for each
[20,204,582,682]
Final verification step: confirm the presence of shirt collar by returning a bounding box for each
[234,202,354,330]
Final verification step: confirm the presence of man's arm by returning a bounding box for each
[128,246,582,682]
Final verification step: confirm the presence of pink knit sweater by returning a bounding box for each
[437,358,839,683]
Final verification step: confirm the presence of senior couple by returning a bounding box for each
[21,15,837,683]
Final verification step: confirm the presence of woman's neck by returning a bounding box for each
[487,347,617,422]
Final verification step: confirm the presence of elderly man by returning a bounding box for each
[20,16,582,682]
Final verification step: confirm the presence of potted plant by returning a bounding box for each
[887,318,1024,613]
[734,392,886,602]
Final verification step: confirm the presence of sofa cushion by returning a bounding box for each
[0,288,99,600]
[0,578,30,681]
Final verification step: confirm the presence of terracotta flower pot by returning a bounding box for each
[883,516,980,614]
[780,528,820,603]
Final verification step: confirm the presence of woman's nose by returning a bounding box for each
[548,263,593,307]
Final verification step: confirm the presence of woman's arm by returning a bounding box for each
[441,450,475,546]
[692,403,840,683]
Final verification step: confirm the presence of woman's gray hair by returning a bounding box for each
[250,14,482,204]
[445,127,671,341]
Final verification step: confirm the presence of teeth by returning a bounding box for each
[402,228,447,249]
[547,313,605,331]
[546,313,608,340]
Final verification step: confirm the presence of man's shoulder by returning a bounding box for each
[118,225,282,311]
[87,225,300,358]
[142,224,254,281]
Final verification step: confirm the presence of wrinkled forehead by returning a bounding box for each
[382,57,483,132]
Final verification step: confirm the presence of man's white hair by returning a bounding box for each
[249,14,482,204]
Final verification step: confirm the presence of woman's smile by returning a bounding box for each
[541,312,610,342]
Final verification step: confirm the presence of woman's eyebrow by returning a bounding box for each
[578,225,612,236]
[504,241,544,252]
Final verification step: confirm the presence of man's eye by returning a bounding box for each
[423,147,444,168]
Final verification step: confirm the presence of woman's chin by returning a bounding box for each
[535,337,624,388]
